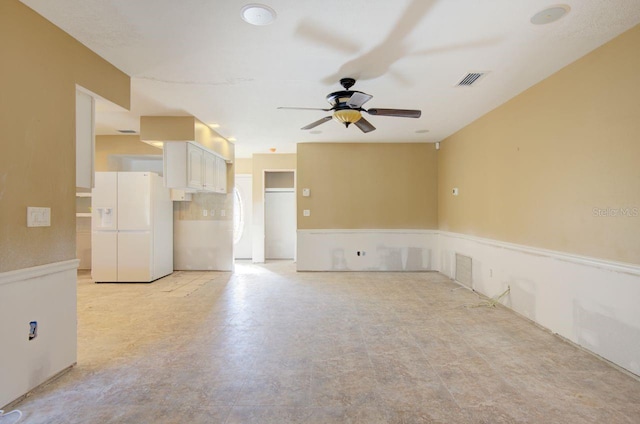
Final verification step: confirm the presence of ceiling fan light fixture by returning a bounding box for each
[333,109,362,127]
[241,4,276,26]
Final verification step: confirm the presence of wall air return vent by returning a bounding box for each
[455,253,473,288]
[456,72,487,87]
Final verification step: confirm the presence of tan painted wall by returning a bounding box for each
[252,154,297,205]
[297,143,438,229]
[0,0,130,272]
[438,24,640,265]
[95,135,161,172]
[234,158,253,174]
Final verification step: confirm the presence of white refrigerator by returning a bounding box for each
[91,172,173,283]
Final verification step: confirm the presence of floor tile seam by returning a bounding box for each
[449,319,536,406]
[398,333,464,411]
[411,320,477,411]
[553,370,640,417]
[221,373,254,424]
[355,319,389,408]
[558,354,640,397]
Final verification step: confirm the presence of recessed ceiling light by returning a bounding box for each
[530,5,570,25]
[241,4,276,26]
[415,129,430,134]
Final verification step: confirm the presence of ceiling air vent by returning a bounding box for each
[117,129,137,134]
[456,72,487,87]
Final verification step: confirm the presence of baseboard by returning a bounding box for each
[2,364,75,409]
[0,260,78,408]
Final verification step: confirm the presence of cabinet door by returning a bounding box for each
[203,151,216,192]
[187,143,203,190]
[217,157,227,193]
[76,90,95,189]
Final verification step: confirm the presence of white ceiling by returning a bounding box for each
[20,0,640,157]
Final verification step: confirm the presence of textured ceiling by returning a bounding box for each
[20,0,640,157]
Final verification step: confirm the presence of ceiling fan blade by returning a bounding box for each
[301,116,332,130]
[347,92,373,108]
[295,19,362,54]
[278,106,332,111]
[355,117,376,133]
[366,108,421,118]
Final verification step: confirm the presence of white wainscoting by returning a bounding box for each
[297,230,439,271]
[0,260,79,408]
[438,231,640,376]
[296,229,640,375]
[174,220,234,271]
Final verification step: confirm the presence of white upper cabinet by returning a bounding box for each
[187,143,204,190]
[164,141,228,193]
[203,151,217,192]
[216,156,227,193]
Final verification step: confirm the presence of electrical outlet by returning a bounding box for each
[303,209,310,216]
[220,209,226,217]
[202,210,208,217]
[29,321,38,340]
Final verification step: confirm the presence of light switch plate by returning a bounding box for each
[220,209,226,217]
[302,188,310,197]
[27,207,51,227]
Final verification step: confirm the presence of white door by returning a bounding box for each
[234,175,253,259]
[265,190,296,259]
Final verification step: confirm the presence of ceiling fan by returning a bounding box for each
[278,78,421,133]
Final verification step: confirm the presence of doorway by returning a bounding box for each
[234,174,253,259]
[264,171,296,260]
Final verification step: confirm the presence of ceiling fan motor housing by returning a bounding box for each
[326,91,360,108]
[339,77,356,90]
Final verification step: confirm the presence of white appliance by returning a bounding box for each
[91,172,173,283]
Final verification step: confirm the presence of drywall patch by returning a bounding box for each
[574,299,640,375]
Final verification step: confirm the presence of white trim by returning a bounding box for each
[265,187,295,192]
[0,259,80,286]
[439,231,640,277]
[299,229,438,235]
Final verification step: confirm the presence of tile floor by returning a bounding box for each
[7,261,640,423]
